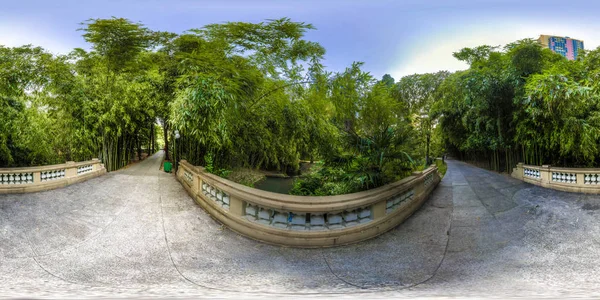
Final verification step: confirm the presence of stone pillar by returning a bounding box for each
[192,173,199,195]
[33,171,41,183]
[577,173,585,187]
[91,158,100,171]
[512,163,524,180]
[65,161,77,178]
[197,177,203,197]
[412,171,425,198]
[229,196,244,217]
[430,165,440,184]
[176,165,183,179]
[372,200,386,219]
[540,165,551,187]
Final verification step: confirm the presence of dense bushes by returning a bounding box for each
[0,17,455,195]
[435,39,600,169]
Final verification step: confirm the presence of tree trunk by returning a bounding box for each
[150,123,155,154]
[163,122,170,161]
[137,133,142,161]
[426,133,431,165]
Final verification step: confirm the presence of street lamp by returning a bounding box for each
[174,130,180,172]
[420,113,431,165]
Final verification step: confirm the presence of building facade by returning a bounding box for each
[538,35,584,60]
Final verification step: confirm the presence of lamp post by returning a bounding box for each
[421,113,431,166]
[174,130,180,173]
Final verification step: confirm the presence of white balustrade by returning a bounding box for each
[552,172,576,184]
[184,170,193,184]
[77,165,93,174]
[424,173,434,187]
[386,189,415,214]
[584,174,600,185]
[41,169,65,182]
[0,160,105,194]
[177,159,441,247]
[524,168,541,179]
[202,182,230,210]
[0,173,34,185]
[244,202,373,231]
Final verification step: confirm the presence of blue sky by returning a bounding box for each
[1,0,599,79]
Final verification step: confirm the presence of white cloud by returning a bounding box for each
[389,17,600,79]
[0,21,74,54]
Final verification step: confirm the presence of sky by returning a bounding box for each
[1,0,599,80]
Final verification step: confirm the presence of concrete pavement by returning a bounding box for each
[2,152,600,298]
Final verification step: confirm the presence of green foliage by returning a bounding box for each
[435,159,447,177]
[0,20,164,168]
[203,153,231,178]
[436,39,600,169]
[380,74,395,87]
[290,67,417,195]
[394,71,449,165]
[0,96,25,166]
[79,18,153,73]
[453,45,498,66]
[168,18,333,175]
[290,163,356,196]
[0,46,87,166]
[226,169,265,187]
[0,17,426,195]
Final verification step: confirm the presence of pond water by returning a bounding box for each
[254,176,295,194]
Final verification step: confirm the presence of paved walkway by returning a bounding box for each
[1,152,600,298]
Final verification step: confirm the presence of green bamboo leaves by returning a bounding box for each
[437,39,600,168]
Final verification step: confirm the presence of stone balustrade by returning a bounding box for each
[0,159,106,194]
[176,160,441,247]
[512,162,600,193]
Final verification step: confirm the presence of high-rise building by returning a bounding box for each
[538,35,584,60]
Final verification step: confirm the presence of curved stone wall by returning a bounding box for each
[0,159,106,194]
[176,160,441,247]
[512,162,600,193]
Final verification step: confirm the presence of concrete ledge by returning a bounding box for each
[512,162,600,194]
[0,160,106,194]
[177,160,441,248]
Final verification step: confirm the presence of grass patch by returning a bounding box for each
[435,159,447,177]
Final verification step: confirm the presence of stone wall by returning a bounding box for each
[177,160,441,247]
[0,159,106,194]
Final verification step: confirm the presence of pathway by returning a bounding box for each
[1,152,600,298]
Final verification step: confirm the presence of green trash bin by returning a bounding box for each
[164,161,172,173]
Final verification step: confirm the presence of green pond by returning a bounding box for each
[254,176,295,194]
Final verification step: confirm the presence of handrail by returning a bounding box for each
[177,160,441,247]
[0,159,106,194]
[0,159,100,173]
[512,162,600,193]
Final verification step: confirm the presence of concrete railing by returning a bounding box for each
[0,159,106,194]
[176,160,441,247]
[512,162,600,193]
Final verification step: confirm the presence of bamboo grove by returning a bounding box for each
[0,17,434,189]
[2,17,599,190]
[434,40,600,171]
